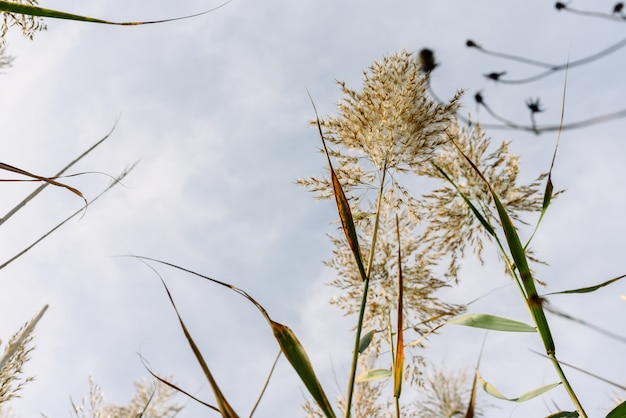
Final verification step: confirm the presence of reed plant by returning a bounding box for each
[129,50,626,418]
[1,3,625,417]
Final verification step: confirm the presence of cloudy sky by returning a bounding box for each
[0,0,625,416]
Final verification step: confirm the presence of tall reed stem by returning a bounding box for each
[344,164,387,418]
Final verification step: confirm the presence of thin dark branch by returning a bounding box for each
[425,75,626,134]
[556,2,626,22]
[494,37,626,84]
[467,39,555,68]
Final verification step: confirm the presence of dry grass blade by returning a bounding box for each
[307,90,366,282]
[0,0,231,25]
[143,263,240,418]
[130,256,336,418]
[0,163,137,271]
[464,369,478,418]
[139,355,220,412]
[0,123,116,226]
[464,334,487,418]
[0,161,86,205]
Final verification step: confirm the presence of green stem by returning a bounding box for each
[344,165,387,418]
[548,353,587,418]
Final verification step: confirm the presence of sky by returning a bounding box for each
[0,0,625,417]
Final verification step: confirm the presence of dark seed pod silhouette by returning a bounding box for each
[484,71,507,81]
[419,48,437,73]
[613,2,624,13]
[555,2,567,10]
[526,98,544,113]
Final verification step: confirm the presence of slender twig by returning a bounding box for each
[483,37,626,84]
[467,39,555,68]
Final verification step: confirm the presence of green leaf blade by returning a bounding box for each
[448,313,536,332]
[356,368,392,382]
[271,321,336,418]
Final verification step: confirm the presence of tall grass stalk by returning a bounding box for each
[343,162,387,418]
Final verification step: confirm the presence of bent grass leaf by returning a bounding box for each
[356,369,391,382]
[0,0,230,25]
[607,400,626,418]
[448,313,536,332]
[479,373,560,402]
[0,124,116,227]
[449,138,555,353]
[132,256,336,418]
[544,273,626,296]
[155,271,239,418]
[0,161,85,204]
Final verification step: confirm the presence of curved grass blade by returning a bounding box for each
[0,122,116,226]
[131,256,336,418]
[448,313,536,332]
[607,400,626,418]
[308,95,366,282]
[544,273,626,296]
[0,0,231,25]
[0,161,85,204]
[0,163,137,271]
[449,137,587,415]
[479,372,560,402]
[448,137,554,351]
[139,354,220,412]
[149,266,240,418]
